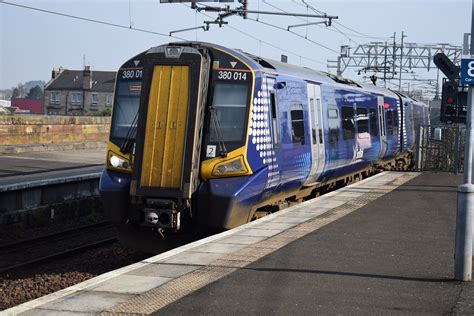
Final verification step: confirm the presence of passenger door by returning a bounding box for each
[305,83,325,185]
[266,77,281,190]
[377,95,387,159]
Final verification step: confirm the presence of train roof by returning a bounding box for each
[236,50,333,83]
[156,41,425,102]
[235,49,403,99]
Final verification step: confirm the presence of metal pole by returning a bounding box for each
[416,125,424,171]
[435,68,440,100]
[454,125,460,174]
[384,41,387,88]
[454,0,474,282]
[465,33,471,55]
[392,32,397,79]
[337,56,342,77]
[399,31,405,92]
[201,6,338,19]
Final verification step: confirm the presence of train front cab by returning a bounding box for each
[100,43,271,238]
[194,49,271,230]
[100,45,210,232]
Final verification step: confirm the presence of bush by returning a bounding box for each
[91,108,112,116]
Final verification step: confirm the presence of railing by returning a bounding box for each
[415,125,465,173]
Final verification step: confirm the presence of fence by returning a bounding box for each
[415,125,465,173]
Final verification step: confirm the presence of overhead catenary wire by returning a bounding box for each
[246,16,340,54]
[227,20,329,64]
[260,1,360,48]
[333,21,390,40]
[1,1,188,41]
[194,1,339,55]
[189,3,328,66]
[4,0,331,68]
[292,0,391,41]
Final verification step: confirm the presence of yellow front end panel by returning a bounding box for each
[141,65,189,189]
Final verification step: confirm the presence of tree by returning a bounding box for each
[26,85,43,99]
[17,84,27,98]
[91,108,112,116]
[11,88,19,99]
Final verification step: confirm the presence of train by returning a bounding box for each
[99,42,429,252]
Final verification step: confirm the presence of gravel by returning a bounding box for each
[0,243,149,310]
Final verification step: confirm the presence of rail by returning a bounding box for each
[0,222,117,273]
[0,238,117,274]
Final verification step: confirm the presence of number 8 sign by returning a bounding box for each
[461,58,474,85]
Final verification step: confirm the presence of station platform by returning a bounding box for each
[0,150,104,190]
[4,171,474,315]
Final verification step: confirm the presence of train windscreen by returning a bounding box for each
[208,82,248,143]
[110,81,142,146]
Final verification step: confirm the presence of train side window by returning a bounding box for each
[328,107,339,143]
[341,106,355,140]
[356,107,368,135]
[290,103,305,145]
[369,108,378,136]
[387,110,394,135]
[270,92,280,147]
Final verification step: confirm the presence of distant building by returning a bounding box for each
[44,66,116,115]
[0,100,11,107]
[0,100,12,114]
[11,99,44,114]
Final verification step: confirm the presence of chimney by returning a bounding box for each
[83,65,92,90]
[51,66,64,79]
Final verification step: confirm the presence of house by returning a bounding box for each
[44,66,116,115]
[10,99,44,114]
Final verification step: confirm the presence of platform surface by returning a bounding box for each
[4,171,474,315]
[0,150,104,188]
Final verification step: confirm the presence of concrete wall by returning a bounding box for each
[0,176,102,237]
[0,115,111,153]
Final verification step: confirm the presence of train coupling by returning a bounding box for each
[142,198,181,230]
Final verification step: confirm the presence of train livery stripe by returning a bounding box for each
[141,65,189,188]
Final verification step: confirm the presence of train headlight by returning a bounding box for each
[212,156,248,177]
[108,151,130,171]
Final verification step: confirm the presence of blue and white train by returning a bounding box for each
[99,42,429,251]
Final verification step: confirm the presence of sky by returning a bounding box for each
[0,0,472,91]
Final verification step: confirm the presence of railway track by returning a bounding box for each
[0,237,117,274]
[0,221,111,252]
[0,222,117,273]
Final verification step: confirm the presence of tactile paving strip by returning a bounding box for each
[103,172,419,315]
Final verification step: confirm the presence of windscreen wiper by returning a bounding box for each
[209,105,228,157]
[120,111,139,154]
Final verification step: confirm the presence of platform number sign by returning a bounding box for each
[461,57,474,85]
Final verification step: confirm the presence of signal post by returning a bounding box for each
[455,0,474,282]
